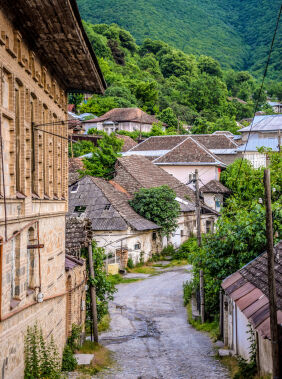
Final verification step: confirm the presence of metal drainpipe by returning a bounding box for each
[235,303,238,355]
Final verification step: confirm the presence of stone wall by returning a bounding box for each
[65,216,92,257]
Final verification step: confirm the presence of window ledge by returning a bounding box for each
[10,298,21,310]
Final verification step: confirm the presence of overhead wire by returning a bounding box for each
[234,2,282,185]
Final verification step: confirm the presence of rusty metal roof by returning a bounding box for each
[222,241,282,340]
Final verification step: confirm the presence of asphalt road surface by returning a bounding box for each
[97,265,230,379]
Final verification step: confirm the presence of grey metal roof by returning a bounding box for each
[239,115,282,132]
[237,134,279,152]
[68,176,160,232]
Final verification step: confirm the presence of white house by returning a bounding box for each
[83,107,163,135]
[221,241,282,376]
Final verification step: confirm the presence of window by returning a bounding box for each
[27,227,36,288]
[215,196,221,212]
[15,86,20,192]
[180,230,184,237]
[152,232,157,240]
[71,183,79,193]
[104,204,111,210]
[134,242,141,250]
[74,205,86,213]
[206,220,214,234]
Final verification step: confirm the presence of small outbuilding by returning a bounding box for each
[221,241,282,376]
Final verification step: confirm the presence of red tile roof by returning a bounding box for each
[222,241,282,339]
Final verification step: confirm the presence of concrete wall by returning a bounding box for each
[203,193,223,212]
[243,152,267,169]
[158,165,219,186]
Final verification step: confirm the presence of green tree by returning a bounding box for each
[79,95,118,116]
[198,55,222,77]
[68,140,94,158]
[129,186,180,237]
[81,133,123,179]
[158,107,178,128]
[68,93,83,108]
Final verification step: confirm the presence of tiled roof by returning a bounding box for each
[153,137,226,166]
[68,176,160,232]
[222,241,282,339]
[117,135,138,152]
[87,108,161,124]
[114,155,196,206]
[127,135,238,157]
[2,0,106,93]
[200,180,231,194]
[68,158,84,186]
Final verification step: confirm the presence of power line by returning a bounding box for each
[234,3,282,184]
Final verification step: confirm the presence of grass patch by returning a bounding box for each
[76,341,113,376]
[162,259,188,268]
[186,301,220,341]
[218,355,240,378]
[127,266,156,274]
[98,313,111,332]
[108,273,141,285]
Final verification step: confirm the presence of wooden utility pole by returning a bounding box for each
[177,117,180,134]
[278,129,281,153]
[88,243,99,343]
[195,169,205,323]
[264,169,280,379]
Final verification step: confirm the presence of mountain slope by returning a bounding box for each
[77,0,282,79]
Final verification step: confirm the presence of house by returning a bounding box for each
[83,107,162,135]
[152,136,226,186]
[221,241,282,376]
[113,155,219,247]
[267,101,282,113]
[68,176,162,265]
[237,115,281,168]
[122,134,234,209]
[200,180,231,212]
[0,1,105,377]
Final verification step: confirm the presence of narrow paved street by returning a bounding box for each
[98,265,229,379]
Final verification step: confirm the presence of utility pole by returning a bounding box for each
[88,243,99,343]
[195,169,204,323]
[177,117,180,134]
[278,129,281,153]
[264,168,280,379]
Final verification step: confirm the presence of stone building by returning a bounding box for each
[0,1,105,378]
[68,176,161,265]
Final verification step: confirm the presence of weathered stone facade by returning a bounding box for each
[0,2,105,377]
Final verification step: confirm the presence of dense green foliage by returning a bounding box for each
[179,153,282,319]
[77,22,268,134]
[80,133,123,179]
[130,186,180,237]
[69,140,95,158]
[24,325,60,378]
[87,241,117,322]
[77,0,282,80]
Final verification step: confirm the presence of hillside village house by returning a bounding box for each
[83,107,163,135]
[113,155,219,247]
[221,241,282,376]
[267,101,282,113]
[237,115,281,168]
[0,1,105,377]
[123,134,233,211]
[68,176,161,266]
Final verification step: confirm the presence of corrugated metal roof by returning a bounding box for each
[237,134,279,152]
[239,115,282,132]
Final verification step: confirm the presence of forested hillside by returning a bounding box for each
[77,0,282,80]
[77,22,275,135]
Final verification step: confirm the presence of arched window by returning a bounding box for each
[27,227,36,288]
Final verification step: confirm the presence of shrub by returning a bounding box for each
[61,345,77,372]
[183,281,195,306]
[161,244,175,256]
[127,257,134,269]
